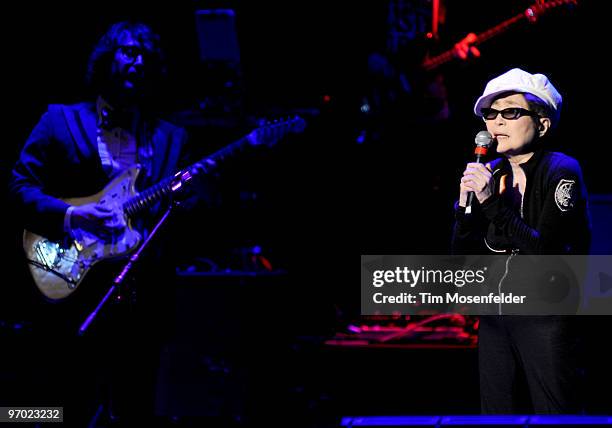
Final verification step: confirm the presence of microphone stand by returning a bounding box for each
[78,203,175,336]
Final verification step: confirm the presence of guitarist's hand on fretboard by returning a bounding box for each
[71,202,126,241]
[422,0,577,72]
[452,33,480,61]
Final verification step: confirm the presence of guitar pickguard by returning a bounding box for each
[24,166,143,300]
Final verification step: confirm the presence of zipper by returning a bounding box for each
[491,164,523,314]
[497,248,519,315]
[518,163,527,219]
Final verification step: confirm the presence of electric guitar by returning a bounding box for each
[357,0,578,143]
[24,116,306,301]
[421,0,578,71]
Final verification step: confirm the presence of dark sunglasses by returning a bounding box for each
[117,45,147,61]
[481,107,540,120]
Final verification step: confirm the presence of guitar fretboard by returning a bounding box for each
[421,1,575,71]
[122,134,251,217]
[422,13,525,71]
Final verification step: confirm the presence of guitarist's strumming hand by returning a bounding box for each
[453,33,480,61]
[70,202,126,241]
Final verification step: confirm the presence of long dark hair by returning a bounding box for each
[86,21,166,103]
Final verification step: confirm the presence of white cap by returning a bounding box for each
[473,68,562,119]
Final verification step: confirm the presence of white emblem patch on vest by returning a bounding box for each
[554,179,577,212]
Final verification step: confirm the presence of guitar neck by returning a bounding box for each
[120,115,305,218]
[421,0,577,71]
[422,12,525,72]
[123,134,252,217]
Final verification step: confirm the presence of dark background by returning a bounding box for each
[1,0,610,424]
[1,0,609,256]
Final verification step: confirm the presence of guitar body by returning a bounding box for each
[24,166,143,301]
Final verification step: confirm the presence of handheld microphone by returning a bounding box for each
[465,130,493,214]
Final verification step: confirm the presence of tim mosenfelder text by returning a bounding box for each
[370,266,526,305]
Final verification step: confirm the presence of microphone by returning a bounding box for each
[465,130,493,214]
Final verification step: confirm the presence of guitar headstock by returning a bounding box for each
[525,0,578,22]
[247,116,307,147]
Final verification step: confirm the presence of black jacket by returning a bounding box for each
[452,149,592,255]
[451,149,592,315]
[9,102,188,241]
